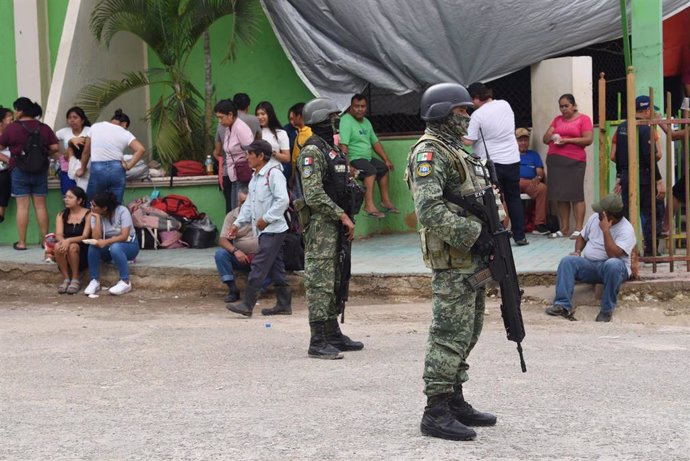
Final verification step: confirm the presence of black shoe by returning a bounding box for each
[325,319,364,351]
[261,285,292,315]
[533,224,550,235]
[226,285,259,317]
[421,396,476,441]
[308,321,343,359]
[224,291,240,303]
[545,305,577,321]
[515,238,530,246]
[449,392,497,426]
[595,311,612,322]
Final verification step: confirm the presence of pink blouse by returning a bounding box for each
[546,114,593,162]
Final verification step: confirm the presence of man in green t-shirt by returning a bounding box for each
[338,94,398,218]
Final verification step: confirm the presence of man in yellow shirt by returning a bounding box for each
[288,102,312,198]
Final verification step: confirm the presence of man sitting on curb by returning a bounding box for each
[214,187,262,302]
[545,194,636,322]
[516,128,549,235]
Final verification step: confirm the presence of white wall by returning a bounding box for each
[13,0,51,105]
[531,56,594,229]
[44,0,151,148]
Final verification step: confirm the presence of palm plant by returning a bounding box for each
[77,0,261,169]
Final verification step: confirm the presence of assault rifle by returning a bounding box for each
[335,180,364,323]
[445,187,527,372]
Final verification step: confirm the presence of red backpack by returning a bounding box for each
[151,194,202,220]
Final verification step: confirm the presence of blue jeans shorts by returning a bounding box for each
[11,168,48,197]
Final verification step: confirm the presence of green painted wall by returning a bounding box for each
[0,0,17,107]
[147,10,314,136]
[47,0,69,72]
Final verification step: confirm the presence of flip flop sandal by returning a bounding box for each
[365,211,386,219]
[58,278,71,294]
[13,242,27,251]
[548,231,564,239]
[66,279,81,295]
[569,230,582,240]
[381,206,400,214]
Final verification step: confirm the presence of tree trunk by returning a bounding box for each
[203,29,213,156]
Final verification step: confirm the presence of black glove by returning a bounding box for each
[470,226,495,257]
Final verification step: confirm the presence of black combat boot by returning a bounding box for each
[224,280,240,303]
[261,285,292,315]
[420,394,477,441]
[325,318,364,351]
[308,321,343,359]
[449,386,497,426]
[226,285,260,317]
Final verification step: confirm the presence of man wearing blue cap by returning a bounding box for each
[610,95,666,257]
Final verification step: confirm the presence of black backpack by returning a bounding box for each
[16,122,49,174]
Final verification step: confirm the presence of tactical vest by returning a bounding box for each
[303,135,349,209]
[614,121,659,182]
[406,133,497,270]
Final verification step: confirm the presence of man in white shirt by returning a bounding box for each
[226,140,291,317]
[463,82,527,246]
[546,194,636,322]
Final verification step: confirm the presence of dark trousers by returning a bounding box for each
[621,177,664,254]
[247,232,288,289]
[494,162,525,241]
[222,176,233,214]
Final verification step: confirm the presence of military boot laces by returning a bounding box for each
[261,285,292,316]
[308,322,343,360]
[325,319,364,351]
[449,391,497,427]
[420,396,476,441]
[226,285,260,317]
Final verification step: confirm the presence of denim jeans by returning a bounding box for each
[87,160,126,204]
[214,248,272,288]
[88,240,140,281]
[554,255,628,313]
[494,162,525,242]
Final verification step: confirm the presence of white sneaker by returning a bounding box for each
[84,279,101,295]
[109,280,132,295]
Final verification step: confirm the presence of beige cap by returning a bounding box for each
[515,128,530,138]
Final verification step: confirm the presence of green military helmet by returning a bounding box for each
[420,83,473,122]
[303,97,341,125]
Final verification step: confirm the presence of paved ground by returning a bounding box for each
[1,284,689,460]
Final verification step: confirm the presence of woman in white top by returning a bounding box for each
[255,101,290,179]
[55,106,91,193]
[77,109,145,204]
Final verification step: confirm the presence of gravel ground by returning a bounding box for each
[1,285,689,461]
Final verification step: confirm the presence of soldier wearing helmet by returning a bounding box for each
[406,83,500,441]
[296,97,364,360]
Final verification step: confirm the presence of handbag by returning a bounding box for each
[181,216,218,248]
[233,159,253,183]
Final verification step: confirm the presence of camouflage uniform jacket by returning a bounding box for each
[297,138,344,223]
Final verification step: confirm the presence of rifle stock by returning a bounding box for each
[445,187,527,372]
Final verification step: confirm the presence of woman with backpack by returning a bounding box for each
[84,191,139,296]
[0,97,59,250]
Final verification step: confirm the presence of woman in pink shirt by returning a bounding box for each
[542,94,593,239]
[214,99,254,210]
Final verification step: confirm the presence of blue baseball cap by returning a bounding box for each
[635,95,660,111]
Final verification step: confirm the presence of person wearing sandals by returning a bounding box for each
[84,191,139,296]
[338,93,398,218]
[542,94,593,240]
[54,187,91,294]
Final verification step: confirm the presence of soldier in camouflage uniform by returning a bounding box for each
[297,98,364,360]
[407,83,500,441]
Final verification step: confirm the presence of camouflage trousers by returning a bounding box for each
[423,268,486,397]
[303,217,341,323]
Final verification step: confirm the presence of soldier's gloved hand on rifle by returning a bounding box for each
[470,225,495,256]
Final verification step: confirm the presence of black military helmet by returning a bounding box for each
[303,97,340,125]
[420,83,473,121]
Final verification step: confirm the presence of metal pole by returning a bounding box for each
[619,0,632,69]
[684,103,690,271]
